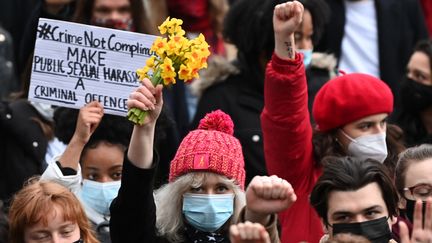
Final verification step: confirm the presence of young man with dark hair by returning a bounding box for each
[310,157,399,242]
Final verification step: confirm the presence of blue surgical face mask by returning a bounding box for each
[182,193,234,232]
[298,49,313,67]
[80,179,121,216]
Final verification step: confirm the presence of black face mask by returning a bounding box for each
[332,217,392,243]
[405,199,427,223]
[73,240,84,243]
[400,77,432,112]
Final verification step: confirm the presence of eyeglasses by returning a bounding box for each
[403,183,432,201]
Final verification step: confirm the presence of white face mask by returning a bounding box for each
[341,130,388,163]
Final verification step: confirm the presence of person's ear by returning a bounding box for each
[321,219,329,234]
[335,128,350,151]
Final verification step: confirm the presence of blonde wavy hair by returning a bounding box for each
[154,172,246,242]
[8,178,99,243]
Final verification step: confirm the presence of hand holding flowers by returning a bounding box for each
[128,17,210,125]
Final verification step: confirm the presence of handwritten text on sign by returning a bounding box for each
[28,18,157,116]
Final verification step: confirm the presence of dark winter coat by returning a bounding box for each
[0,100,49,205]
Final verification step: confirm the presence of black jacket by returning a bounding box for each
[110,154,159,243]
[315,0,428,99]
[0,100,48,205]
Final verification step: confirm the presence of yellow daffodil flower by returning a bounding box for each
[128,17,211,125]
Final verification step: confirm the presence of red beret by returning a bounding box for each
[312,73,394,132]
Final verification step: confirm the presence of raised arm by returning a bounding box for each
[58,101,104,170]
[110,79,163,243]
[244,175,296,224]
[126,78,163,169]
[261,1,315,189]
[273,1,303,60]
[241,175,297,243]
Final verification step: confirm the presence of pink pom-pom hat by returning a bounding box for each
[168,110,246,189]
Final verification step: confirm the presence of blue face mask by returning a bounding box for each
[298,49,313,67]
[182,193,234,232]
[80,179,121,216]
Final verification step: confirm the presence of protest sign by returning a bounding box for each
[28,18,157,116]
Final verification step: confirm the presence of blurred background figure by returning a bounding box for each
[17,0,77,94]
[396,39,432,146]
[165,0,229,56]
[315,0,428,109]
[0,201,8,243]
[0,25,17,99]
[144,0,230,57]
[73,0,156,33]
[0,98,56,207]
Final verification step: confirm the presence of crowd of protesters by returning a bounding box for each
[1,0,432,242]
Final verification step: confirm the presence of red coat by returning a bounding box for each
[261,53,323,243]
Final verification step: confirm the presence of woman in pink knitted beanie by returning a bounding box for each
[109,78,297,243]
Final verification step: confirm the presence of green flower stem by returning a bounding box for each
[127,68,163,125]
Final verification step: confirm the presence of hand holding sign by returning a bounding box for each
[127,17,211,125]
[72,101,104,145]
[59,101,104,170]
